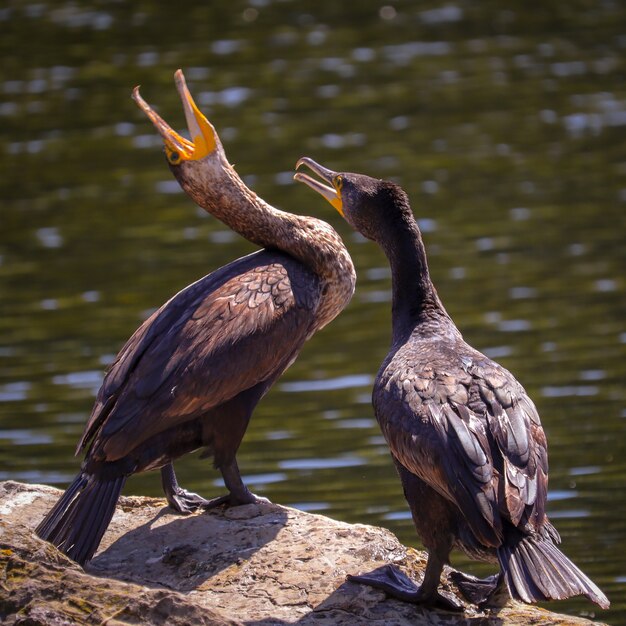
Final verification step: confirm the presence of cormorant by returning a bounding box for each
[294,158,609,611]
[35,72,355,566]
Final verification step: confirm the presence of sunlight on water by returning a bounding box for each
[280,374,373,393]
[1,1,624,622]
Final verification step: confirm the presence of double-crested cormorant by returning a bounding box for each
[35,72,355,566]
[295,158,609,610]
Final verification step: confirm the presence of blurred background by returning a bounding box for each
[1,0,624,622]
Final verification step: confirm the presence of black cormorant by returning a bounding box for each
[295,157,609,611]
[35,73,355,566]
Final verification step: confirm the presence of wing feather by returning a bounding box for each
[81,250,321,461]
[374,344,550,547]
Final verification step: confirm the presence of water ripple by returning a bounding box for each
[51,370,104,390]
[335,418,376,429]
[280,374,373,393]
[198,86,251,107]
[279,456,365,470]
[292,501,330,512]
[569,466,602,476]
[419,5,463,24]
[483,345,513,359]
[36,227,63,248]
[549,489,579,501]
[541,385,599,398]
[498,319,532,332]
[155,180,182,194]
[383,510,412,521]
[0,382,31,402]
[383,41,452,64]
[549,509,590,519]
[0,429,52,445]
[243,472,287,486]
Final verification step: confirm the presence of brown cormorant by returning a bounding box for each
[35,72,355,566]
[295,158,609,611]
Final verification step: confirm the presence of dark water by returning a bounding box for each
[1,1,625,622]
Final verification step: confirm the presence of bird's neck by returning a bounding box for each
[379,216,451,344]
[176,158,355,327]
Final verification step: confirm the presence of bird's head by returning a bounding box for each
[132,70,224,176]
[294,157,411,244]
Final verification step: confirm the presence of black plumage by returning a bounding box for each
[295,157,609,610]
[35,73,355,566]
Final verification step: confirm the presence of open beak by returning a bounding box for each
[294,157,344,216]
[132,69,217,163]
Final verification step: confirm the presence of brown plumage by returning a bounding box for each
[35,73,355,566]
[295,158,608,611]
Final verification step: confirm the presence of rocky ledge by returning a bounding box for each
[0,480,607,625]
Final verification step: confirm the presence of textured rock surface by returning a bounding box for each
[0,481,607,625]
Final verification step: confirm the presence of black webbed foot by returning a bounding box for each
[161,463,211,514]
[202,490,271,509]
[348,564,419,600]
[166,487,212,514]
[161,461,271,514]
[216,458,271,508]
[348,564,463,612]
[449,571,508,608]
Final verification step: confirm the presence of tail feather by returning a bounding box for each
[517,539,570,598]
[36,471,126,565]
[501,540,541,603]
[36,472,88,539]
[75,477,121,565]
[498,534,610,609]
[66,477,111,565]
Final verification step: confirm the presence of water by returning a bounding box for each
[1,1,625,622]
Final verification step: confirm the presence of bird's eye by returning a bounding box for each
[334,175,343,190]
[167,149,181,165]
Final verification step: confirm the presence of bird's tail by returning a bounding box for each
[497,533,609,609]
[36,471,126,565]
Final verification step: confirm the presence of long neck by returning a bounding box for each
[378,215,452,344]
[178,158,332,271]
[176,158,294,247]
[175,156,356,327]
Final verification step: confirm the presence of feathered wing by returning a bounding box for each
[375,369,497,548]
[38,249,322,566]
[373,350,548,549]
[375,357,547,548]
[375,345,609,608]
[474,362,549,531]
[79,249,321,462]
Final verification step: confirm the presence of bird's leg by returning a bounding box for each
[347,553,464,612]
[161,462,211,514]
[203,457,271,508]
[449,570,508,608]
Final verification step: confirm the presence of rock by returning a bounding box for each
[0,481,607,625]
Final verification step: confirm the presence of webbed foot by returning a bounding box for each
[215,458,271,508]
[161,463,210,514]
[166,487,212,514]
[449,571,508,608]
[348,564,463,612]
[161,460,272,514]
[202,490,271,509]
